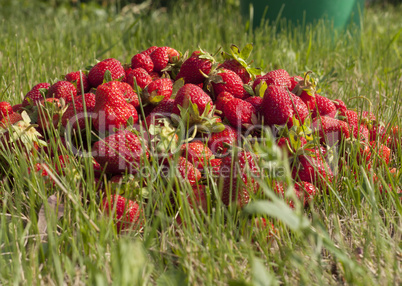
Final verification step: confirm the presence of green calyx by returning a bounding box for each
[291,71,319,97]
[221,44,261,80]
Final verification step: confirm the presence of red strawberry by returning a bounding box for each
[206,125,238,156]
[92,82,138,132]
[260,85,297,127]
[312,116,350,146]
[64,71,90,94]
[219,59,250,84]
[22,82,50,107]
[175,50,213,84]
[215,91,235,118]
[88,58,125,88]
[162,156,201,187]
[149,98,175,116]
[312,94,337,118]
[291,73,318,111]
[292,152,334,187]
[142,78,173,105]
[0,102,13,120]
[12,104,23,113]
[187,185,209,213]
[208,158,222,176]
[294,181,317,207]
[125,67,152,90]
[102,81,139,108]
[292,94,309,124]
[289,75,303,91]
[172,83,213,116]
[47,81,77,103]
[370,141,391,165]
[61,93,96,131]
[102,194,143,232]
[244,96,263,112]
[220,151,260,208]
[131,53,154,73]
[0,112,23,128]
[252,69,291,91]
[93,130,149,175]
[224,98,257,129]
[212,69,247,99]
[333,99,347,112]
[149,46,179,72]
[141,46,158,57]
[180,140,213,169]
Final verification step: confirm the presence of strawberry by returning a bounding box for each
[0,112,23,127]
[149,98,175,116]
[36,98,64,132]
[141,46,158,57]
[292,152,334,187]
[215,91,235,118]
[370,141,391,165]
[294,181,317,207]
[208,158,222,176]
[93,130,149,175]
[252,69,291,91]
[22,82,50,107]
[224,98,257,129]
[92,82,138,132]
[102,194,143,233]
[102,81,139,108]
[12,104,23,113]
[131,53,154,73]
[219,151,260,208]
[333,99,347,112]
[125,67,152,90]
[260,85,305,127]
[175,50,213,84]
[61,93,96,131]
[206,125,238,156]
[88,58,125,88]
[180,140,213,169]
[219,59,251,84]
[211,68,247,99]
[149,46,179,72]
[162,156,201,187]
[0,102,13,120]
[186,185,209,213]
[47,81,78,103]
[312,116,350,146]
[291,72,317,111]
[289,75,303,91]
[172,83,213,116]
[244,96,263,113]
[142,78,173,105]
[64,71,90,94]
[312,94,337,118]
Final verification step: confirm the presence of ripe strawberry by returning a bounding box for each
[102,81,139,108]
[22,82,50,107]
[244,96,263,113]
[187,185,209,213]
[370,141,391,165]
[92,82,138,132]
[47,81,77,103]
[142,78,173,105]
[61,93,96,131]
[312,94,337,118]
[224,98,257,129]
[252,69,291,91]
[260,85,303,127]
[149,46,179,72]
[141,46,158,57]
[12,104,23,113]
[88,58,125,88]
[180,140,213,169]
[220,151,260,208]
[102,194,143,232]
[172,83,213,116]
[0,112,23,128]
[131,53,154,73]
[292,94,309,124]
[206,125,238,156]
[219,59,250,84]
[333,99,347,112]
[149,98,175,116]
[215,91,235,118]
[125,67,152,89]
[64,71,90,94]
[294,181,317,207]
[93,130,149,175]
[292,152,334,187]
[289,75,303,91]
[175,50,213,84]
[162,156,201,187]
[208,158,222,176]
[0,102,13,120]
[212,69,247,99]
[36,98,63,132]
[312,116,350,146]
[291,73,317,111]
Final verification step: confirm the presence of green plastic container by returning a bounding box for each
[240,0,365,29]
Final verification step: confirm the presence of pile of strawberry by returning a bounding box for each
[0,44,400,233]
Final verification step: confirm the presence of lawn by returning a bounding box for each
[0,0,401,285]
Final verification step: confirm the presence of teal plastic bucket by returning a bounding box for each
[240,0,365,29]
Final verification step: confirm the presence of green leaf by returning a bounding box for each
[171,78,185,99]
[103,70,113,84]
[257,81,268,98]
[240,43,253,60]
[243,84,255,96]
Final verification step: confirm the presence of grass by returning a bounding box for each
[0,0,401,284]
